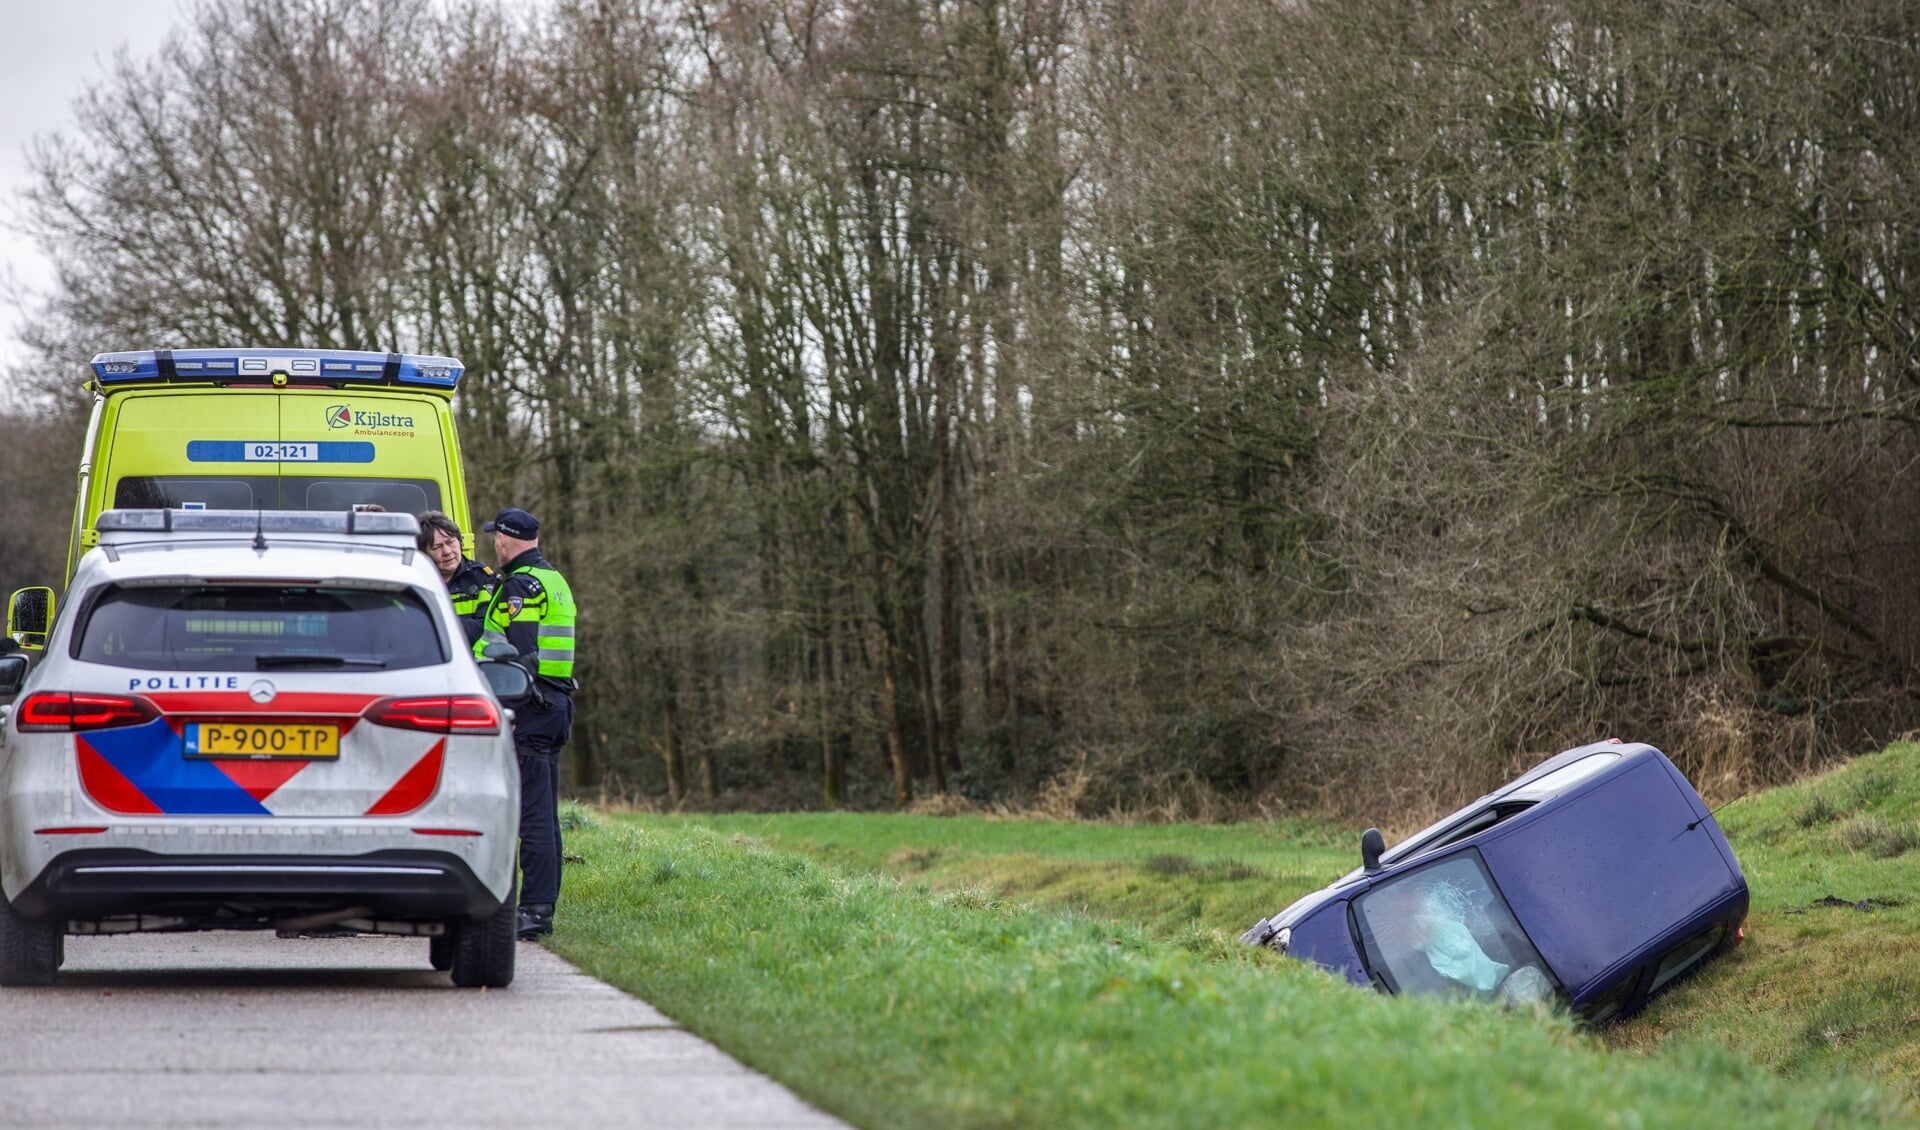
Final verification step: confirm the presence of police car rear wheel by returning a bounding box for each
[0,894,60,987]
[449,895,517,988]
[429,932,453,971]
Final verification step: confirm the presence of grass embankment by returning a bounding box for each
[678,746,1920,1100]
[633,812,1357,939]
[549,801,1907,1128]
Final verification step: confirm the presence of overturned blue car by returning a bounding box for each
[1242,740,1748,1024]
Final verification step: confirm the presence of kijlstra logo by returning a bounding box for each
[324,405,415,430]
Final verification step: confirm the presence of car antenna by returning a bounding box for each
[1679,794,1741,836]
[253,510,268,552]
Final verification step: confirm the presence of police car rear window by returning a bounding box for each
[115,476,442,515]
[74,585,447,671]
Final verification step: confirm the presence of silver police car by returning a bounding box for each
[0,510,524,987]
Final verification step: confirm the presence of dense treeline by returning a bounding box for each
[8,0,1920,817]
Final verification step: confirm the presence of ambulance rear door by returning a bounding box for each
[273,389,452,516]
[102,390,291,513]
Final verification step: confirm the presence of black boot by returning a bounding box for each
[516,903,554,940]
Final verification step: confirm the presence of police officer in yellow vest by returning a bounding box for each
[473,507,577,940]
[416,511,497,644]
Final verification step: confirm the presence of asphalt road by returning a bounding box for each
[0,932,849,1129]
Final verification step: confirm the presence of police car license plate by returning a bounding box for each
[186,722,339,759]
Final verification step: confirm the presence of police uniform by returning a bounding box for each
[473,510,576,938]
[444,557,498,644]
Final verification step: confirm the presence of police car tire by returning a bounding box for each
[429,931,453,971]
[0,893,59,987]
[449,894,517,988]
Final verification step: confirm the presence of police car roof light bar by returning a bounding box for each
[95,509,422,538]
[88,348,464,390]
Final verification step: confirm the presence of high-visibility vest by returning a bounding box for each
[474,563,576,680]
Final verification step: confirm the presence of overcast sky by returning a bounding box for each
[0,2,190,372]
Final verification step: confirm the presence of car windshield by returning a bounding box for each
[74,584,446,671]
[1353,852,1561,1006]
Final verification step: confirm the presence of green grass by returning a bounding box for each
[548,805,1907,1128]
[613,810,1354,943]
[633,747,1920,1105]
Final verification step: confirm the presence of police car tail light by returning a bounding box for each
[16,692,161,732]
[364,695,501,735]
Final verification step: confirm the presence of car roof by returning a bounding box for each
[1374,741,1647,863]
[1490,739,1653,800]
[1276,741,1661,899]
[1442,741,1650,822]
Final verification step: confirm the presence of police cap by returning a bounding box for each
[483,507,541,539]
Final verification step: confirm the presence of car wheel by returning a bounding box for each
[449,893,516,988]
[0,893,61,987]
[429,932,452,971]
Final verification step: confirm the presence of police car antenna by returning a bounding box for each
[252,510,268,552]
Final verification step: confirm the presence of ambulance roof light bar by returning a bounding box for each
[88,348,464,390]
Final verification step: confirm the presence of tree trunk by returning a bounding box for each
[661,682,685,807]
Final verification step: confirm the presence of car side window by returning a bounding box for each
[1382,801,1537,866]
[1579,968,1644,1026]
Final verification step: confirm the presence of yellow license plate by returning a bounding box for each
[186,722,339,759]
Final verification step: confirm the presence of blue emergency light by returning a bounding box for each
[88,348,465,390]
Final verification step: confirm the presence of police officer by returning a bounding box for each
[416,511,498,644]
[473,507,577,940]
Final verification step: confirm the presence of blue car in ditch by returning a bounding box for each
[1241,740,1748,1024]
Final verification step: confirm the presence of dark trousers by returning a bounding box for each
[514,692,572,907]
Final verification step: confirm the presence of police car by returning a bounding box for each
[0,510,524,987]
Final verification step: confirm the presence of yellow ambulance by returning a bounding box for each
[7,348,476,647]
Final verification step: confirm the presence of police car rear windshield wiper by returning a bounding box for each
[254,655,389,669]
